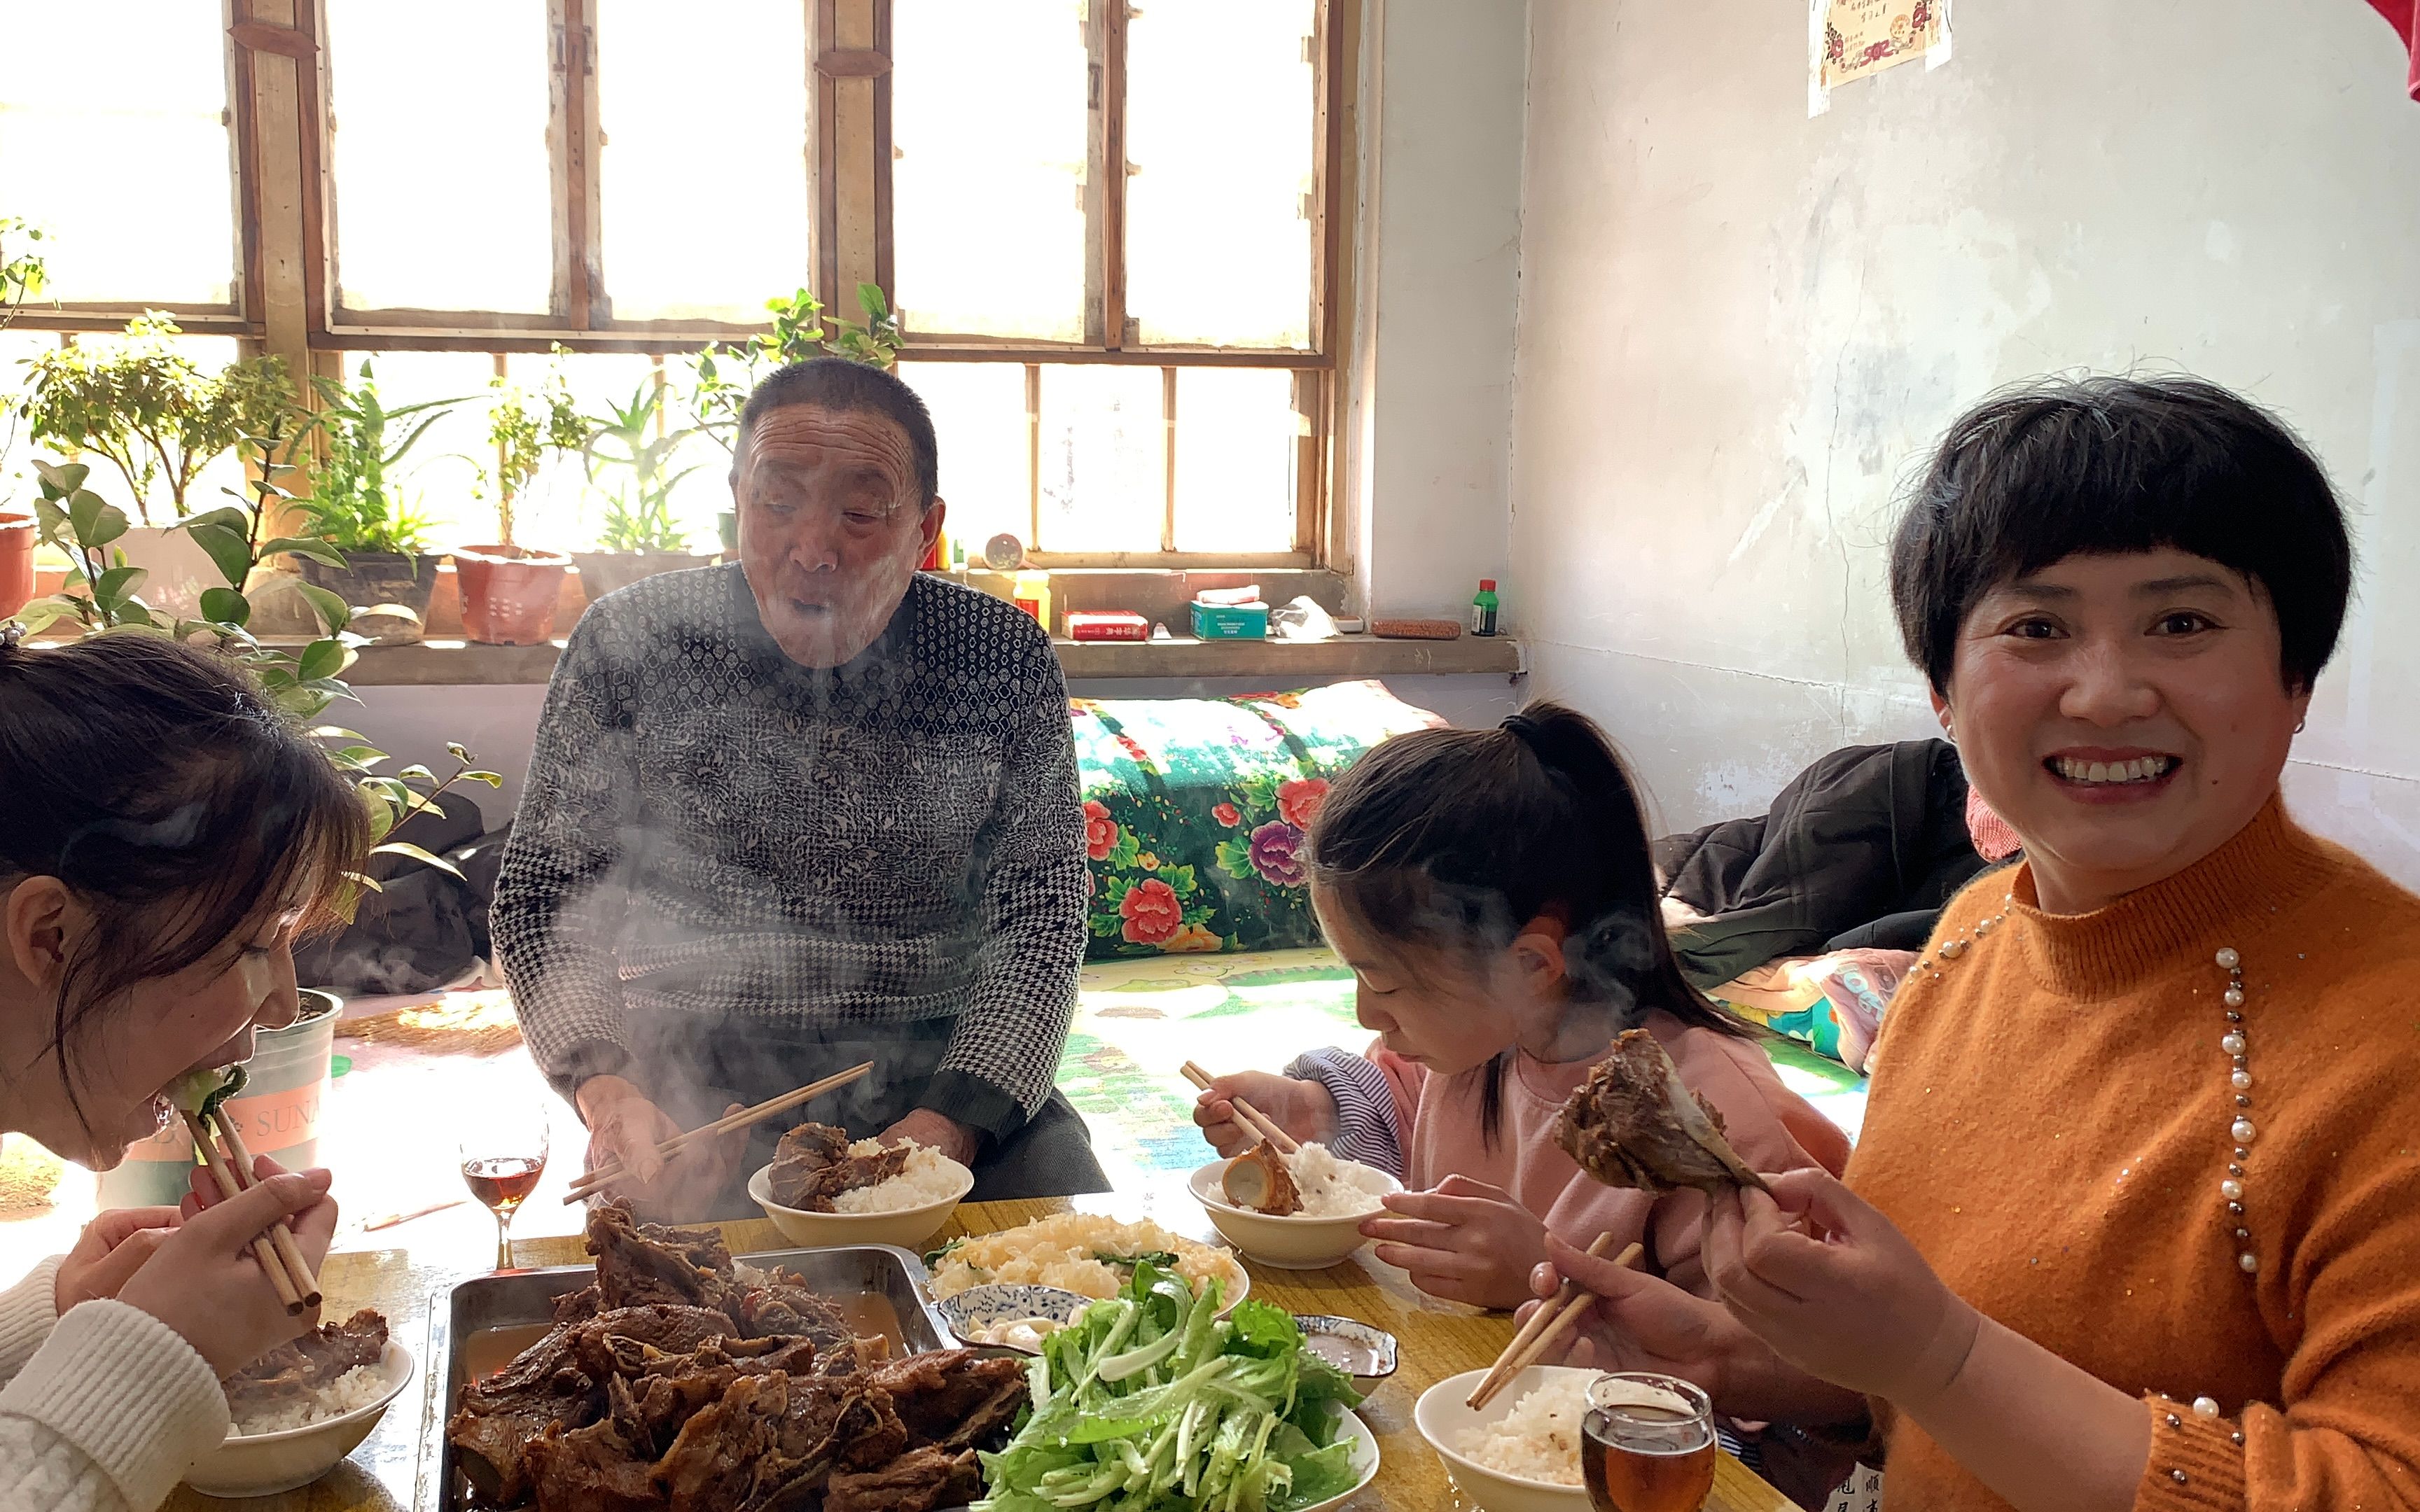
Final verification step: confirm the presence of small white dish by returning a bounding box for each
[1299,1407,1383,1512]
[747,1158,974,1252]
[1293,1313,1399,1384]
[1413,1365,1597,1512]
[1186,1159,1399,1270]
[936,1283,1093,1352]
[185,1340,416,1499]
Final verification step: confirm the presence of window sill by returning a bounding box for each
[330,634,1524,687]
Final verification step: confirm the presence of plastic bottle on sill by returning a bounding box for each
[1013,570,1053,635]
[1470,579,1500,636]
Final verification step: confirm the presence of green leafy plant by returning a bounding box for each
[684,284,907,457]
[584,377,701,553]
[18,459,160,634]
[0,216,46,334]
[293,360,465,555]
[481,360,586,550]
[18,313,289,526]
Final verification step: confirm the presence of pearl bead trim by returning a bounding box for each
[1922,913,2261,1284]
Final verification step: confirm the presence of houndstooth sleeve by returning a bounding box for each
[493,613,641,1102]
[919,628,1087,1140]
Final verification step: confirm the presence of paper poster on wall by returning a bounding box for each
[1809,0,1953,117]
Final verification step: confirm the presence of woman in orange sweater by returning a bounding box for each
[1535,375,2420,1512]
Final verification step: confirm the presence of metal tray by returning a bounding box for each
[416,1244,956,1511]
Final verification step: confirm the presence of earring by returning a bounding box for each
[2295,718,2307,734]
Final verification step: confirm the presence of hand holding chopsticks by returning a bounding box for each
[1466,1231,1645,1410]
[1180,1061,1301,1154]
[181,1107,321,1315]
[563,1061,875,1204]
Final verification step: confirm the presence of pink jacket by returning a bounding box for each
[1346,1011,1849,1296]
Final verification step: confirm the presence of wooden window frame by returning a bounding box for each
[15,0,1358,568]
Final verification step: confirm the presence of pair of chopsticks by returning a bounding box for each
[1180,1061,1299,1154]
[1466,1231,1645,1410]
[181,1107,322,1315]
[562,1061,875,1204]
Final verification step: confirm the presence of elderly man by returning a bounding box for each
[494,358,1105,1219]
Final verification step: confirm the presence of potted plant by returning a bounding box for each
[291,359,464,639]
[452,366,583,645]
[572,376,711,601]
[0,215,47,616]
[18,312,289,618]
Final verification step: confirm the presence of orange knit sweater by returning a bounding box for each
[1847,799,2420,1512]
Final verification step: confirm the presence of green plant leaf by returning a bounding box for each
[198,587,251,626]
[468,769,503,788]
[296,638,347,681]
[31,496,67,541]
[396,763,436,784]
[11,598,79,636]
[292,581,352,634]
[261,535,347,568]
[184,519,254,589]
[370,841,464,878]
[92,565,148,608]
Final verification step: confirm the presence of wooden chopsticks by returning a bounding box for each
[1180,1061,1300,1155]
[182,1108,321,1315]
[1466,1231,1645,1410]
[562,1061,875,1204]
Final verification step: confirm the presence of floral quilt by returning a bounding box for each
[1070,680,1443,960]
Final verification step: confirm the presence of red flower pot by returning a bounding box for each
[0,512,35,619]
[452,544,571,645]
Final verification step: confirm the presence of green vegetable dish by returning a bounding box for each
[975,1263,1368,1512]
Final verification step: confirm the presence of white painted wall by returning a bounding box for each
[1509,0,2420,878]
[1349,0,1528,620]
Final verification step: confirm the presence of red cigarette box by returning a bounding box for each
[1065,610,1150,642]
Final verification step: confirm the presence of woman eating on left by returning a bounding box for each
[0,630,363,1512]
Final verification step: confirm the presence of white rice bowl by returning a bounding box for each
[747,1145,974,1252]
[1452,1373,1592,1485]
[828,1139,971,1214]
[230,1363,396,1435]
[186,1340,415,1499]
[924,1212,1249,1310]
[1414,1365,1600,1512]
[1269,1142,1394,1219]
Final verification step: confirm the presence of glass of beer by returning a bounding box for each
[1582,1371,1718,1512]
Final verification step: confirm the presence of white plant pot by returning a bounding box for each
[114,525,221,621]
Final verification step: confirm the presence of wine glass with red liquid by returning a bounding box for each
[459,1109,550,1270]
[1581,1371,1718,1512]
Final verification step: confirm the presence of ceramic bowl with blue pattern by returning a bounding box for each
[936,1283,1094,1352]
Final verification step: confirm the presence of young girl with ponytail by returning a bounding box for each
[1194,703,1848,1310]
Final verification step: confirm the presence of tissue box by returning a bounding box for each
[1190,600,1270,640]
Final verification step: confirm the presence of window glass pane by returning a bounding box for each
[596,0,810,323]
[893,0,1089,342]
[326,352,497,550]
[1171,368,1296,553]
[326,2,553,313]
[1125,0,1316,348]
[1036,365,1161,553]
[898,361,1029,556]
[0,5,235,305]
[507,351,679,553]
[1,332,60,507]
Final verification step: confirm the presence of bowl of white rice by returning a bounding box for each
[1413,1365,1597,1512]
[185,1339,416,1498]
[747,1140,975,1250]
[1187,1144,1399,1270]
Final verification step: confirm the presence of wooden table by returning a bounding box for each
[167,1196,1791,1512]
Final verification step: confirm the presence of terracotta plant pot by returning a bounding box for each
[452,544,571,645]
[571,550,715,605]
[0,512,34,618]
[298,552,446,643]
